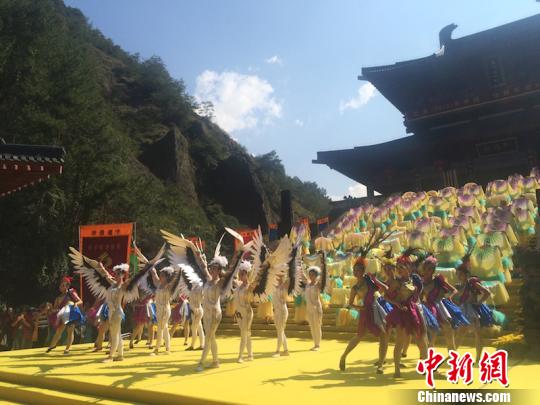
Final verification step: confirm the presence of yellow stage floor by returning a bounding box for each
[0,337,538,404]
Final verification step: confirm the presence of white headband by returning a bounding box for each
[160,266,175,276]
[209,256,228,268]
[238,260,252,273]
[113,263,129,273]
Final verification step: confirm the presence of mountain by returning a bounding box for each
[0,0,330,304]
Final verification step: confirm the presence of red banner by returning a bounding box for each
[316,217,329,225]
[299,217,310,226]
[78,223,134,301]
[234,228,258,251]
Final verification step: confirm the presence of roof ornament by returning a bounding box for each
[437,23,458,57]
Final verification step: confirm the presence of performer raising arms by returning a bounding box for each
[234,229,292,362]
[199,229,251,370]
[298,251,331,351]
[161,231,208,352]
[46,276,84,354]
[135,244,184,356]
[147,266,181,355]
[272,237,303,357]
[69,247,159,362]
[162,228,251,371]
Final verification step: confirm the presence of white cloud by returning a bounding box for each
[339,83,377,114]
[294,119,304,127]
[195,70,282,133]
[330,182,380,201]
[347,183,368,198]
[265,55,283,66]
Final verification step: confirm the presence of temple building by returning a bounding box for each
[0,140,65,197]
[314,14,540,197]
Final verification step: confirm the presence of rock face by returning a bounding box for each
[208,154,270,232]
[139,127,198,201]
[138,120,273,232]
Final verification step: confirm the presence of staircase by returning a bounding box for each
[218,302,358,340]
[218,281,524,343]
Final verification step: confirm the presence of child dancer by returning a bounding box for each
[305,267,324,351]
[298,251,330,351]
[70,247,156,362]
[186,287,204,351]
[92,299,109,352]
[170,296,191,346]
[129,296,154,349]
[161,231,206,352]
[46,276,84,354]
[455,262,493,362]
[272,274,290,357]
[339,257,390,374]
[234,231,292,362]
[233,260,255,362]
[273,239,305,358]
[422,255,469,352]
[386,255,428,378]
[141,265,182,355]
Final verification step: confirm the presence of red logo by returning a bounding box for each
[446,350,474,385]
[479,350,509,387]
[417,349,509,388]
[416,348,445,388]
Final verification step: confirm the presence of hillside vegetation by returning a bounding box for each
[0,0,330,304]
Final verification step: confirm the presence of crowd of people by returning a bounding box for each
[0,169,537,379]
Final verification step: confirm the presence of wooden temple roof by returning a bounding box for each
[360,13,540,134]
[0,141,65,197]
[315,14,540,194]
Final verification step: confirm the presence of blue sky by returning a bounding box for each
[66,0,540,199]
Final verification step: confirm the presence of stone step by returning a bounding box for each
[216,327,500,347]
[221,323,357,333]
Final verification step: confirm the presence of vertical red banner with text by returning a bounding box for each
[234,229,257,251]
[78,223,134,302]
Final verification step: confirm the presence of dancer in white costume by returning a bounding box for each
[161,228,251,371]
[160,231,207,352]
[138,265,183,356]
[233,228,292,362]
[199,228,252,371]
[187,285,204,351]
[69,247,158,362]
[233,261,255,363]
[135,243,185,356]
[271,235,303,357]
[272,276,290,357]
[298,251,330,351]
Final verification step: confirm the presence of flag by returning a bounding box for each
[129,243,139,274]
[234,229,258,251]
[269,224,278,241]
[317,217,329,234]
